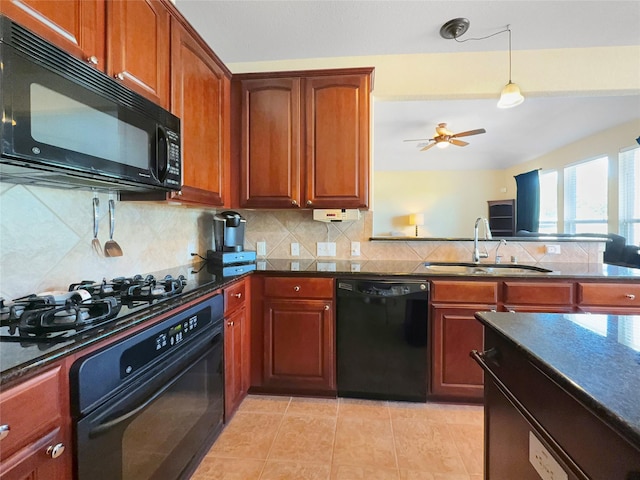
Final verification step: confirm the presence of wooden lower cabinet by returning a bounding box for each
[223,279,249,420]
[0,366,71,480]
[263,298,335,393]
[431,304,492,401]
[224,306,248,420]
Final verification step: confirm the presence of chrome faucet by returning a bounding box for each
[473,217,492,263]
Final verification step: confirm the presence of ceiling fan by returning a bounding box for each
[404,123,486,152]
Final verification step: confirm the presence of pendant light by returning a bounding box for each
[497,25,524,109]
[439,19,525,109]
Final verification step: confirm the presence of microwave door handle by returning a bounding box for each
[156,125,168,182]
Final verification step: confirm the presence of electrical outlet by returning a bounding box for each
[291,261,300,271]
[351,241,360,256]
[257,261,267,270]
[529,432,568,480]
[257,241,266,256]
[350,263,361,272]
[317,242,336,257]
[545,244,561,255]
[291,242,300,256]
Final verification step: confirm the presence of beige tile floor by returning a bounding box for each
[191,395,484,480]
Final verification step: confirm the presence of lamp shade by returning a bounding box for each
[497,82,524,109]
[409,214,424,226]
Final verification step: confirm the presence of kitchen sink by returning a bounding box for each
[423,262,553,275]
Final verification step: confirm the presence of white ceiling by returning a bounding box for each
[176,1,640,171]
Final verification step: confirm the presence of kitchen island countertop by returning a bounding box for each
[475,311,640,450]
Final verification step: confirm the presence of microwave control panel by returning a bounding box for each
[164,129,181,188]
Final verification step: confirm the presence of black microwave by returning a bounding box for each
[0,15,181,193]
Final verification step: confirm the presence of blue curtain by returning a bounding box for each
[514,170,540,232]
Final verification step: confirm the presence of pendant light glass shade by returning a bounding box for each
[497,81,524,109]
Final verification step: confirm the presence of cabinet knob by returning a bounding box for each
[114,72,125,81]
[324,304,330,310]
[291,200,298,206]
[233,292,242,298]
[306,200,313,206]
[625,293,636,300]
[46,443,65,459]
[293,285,300,292]
[0,424,9,440]
[177,190,183,196]
[87,55,99,65]
[227,321,234,327]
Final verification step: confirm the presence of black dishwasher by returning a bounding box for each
[336,278,429,402]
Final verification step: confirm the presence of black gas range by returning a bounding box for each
[0,273,189,344]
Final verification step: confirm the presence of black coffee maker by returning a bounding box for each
[213,211,246,252]
[208,211,256,270]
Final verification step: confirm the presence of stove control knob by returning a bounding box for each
[47,443,65,459]
[0,424,9,440]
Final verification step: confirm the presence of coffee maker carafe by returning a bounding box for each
[213,211,246,252]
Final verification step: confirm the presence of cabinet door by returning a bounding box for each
[263,299,335,392]
[239,78,302,208]
[0,0,105,69]
[431,305,490,401]
[304,74,370,208]
[0,428,69,480]
[171,18,230,206]
[224,307,246,420]
[107,0,169,108]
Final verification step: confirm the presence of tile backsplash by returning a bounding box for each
[0,184,603,299]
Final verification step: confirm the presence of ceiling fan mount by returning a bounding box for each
[404,122,486,152]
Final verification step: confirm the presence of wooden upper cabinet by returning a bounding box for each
[107,0,170,108]
[239,77,301,208]
[170,17,230,206]
[0,0,105,68]
[234,68,373,209]
[304,74,370,209]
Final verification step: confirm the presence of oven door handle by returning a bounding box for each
[89,339,216,439]
[89,373,175,438]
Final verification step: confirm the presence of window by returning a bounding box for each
[619,146,640,245]
[538,170,558,233]
[564,156,608,234]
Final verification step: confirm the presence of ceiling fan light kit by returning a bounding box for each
[439,18,525,108]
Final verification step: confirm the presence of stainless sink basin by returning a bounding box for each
[423,262,553,275]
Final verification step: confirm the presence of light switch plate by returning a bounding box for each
[257,241,266,256]
[351,241,360,256]
[351,263,361,272]
[317,262,337,272]
[545,244,561,255]
[291,242,300,256]
[291,261,300,271]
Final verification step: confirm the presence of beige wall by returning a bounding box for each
[373,170,508,237]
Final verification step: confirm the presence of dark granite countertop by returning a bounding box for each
[475,311,640,449]
[0,262,248,387]
[256,259,640,279]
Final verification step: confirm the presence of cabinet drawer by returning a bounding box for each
[503,281,575,305]
[431,280,498,304]
[0,366,63,459]
[264,277,334,299]
[224,279,246,314]
[578,282,640,307]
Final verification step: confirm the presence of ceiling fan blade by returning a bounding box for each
[450,139,469,147]
[420,142,437,152]
[403,138,431,142]
[451,128,486,138]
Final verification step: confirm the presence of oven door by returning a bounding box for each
[75,331,223,480]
